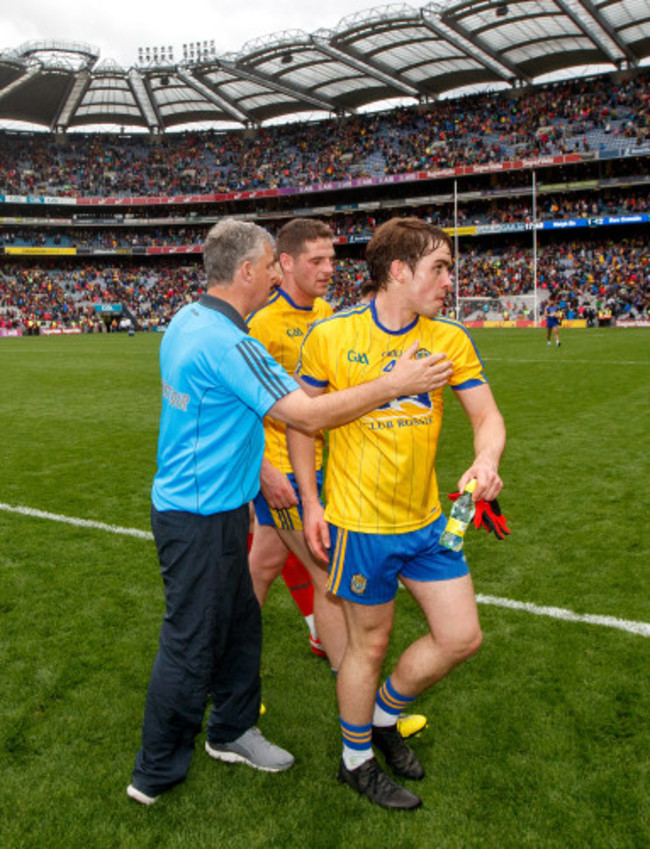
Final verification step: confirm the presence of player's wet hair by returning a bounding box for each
[365,217,452,293]
[203,219,273,285]
[277,218,333,258]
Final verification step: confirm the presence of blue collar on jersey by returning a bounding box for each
[370,297,419,335]
[277,287,315,312]
[199,293,248,333]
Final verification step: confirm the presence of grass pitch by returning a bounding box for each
[0,328,649,848]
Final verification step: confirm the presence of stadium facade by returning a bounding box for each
[0,1,648,334]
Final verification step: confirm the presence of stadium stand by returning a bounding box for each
[1,0,649,334]
[0,71,647,197]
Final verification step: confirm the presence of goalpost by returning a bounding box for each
[451,172,542,327]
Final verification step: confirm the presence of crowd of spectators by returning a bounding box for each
[1,190,647,251]
[0,71,647,198]
[0,226,201,250]
[1,235,647,333]
[328,190,649,236]
[0,70,648,334]
[454,236,649,318]
[0,261,204,333]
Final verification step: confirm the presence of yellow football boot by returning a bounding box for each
[396,713,427,739]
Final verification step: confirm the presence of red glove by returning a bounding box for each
[448,492,510,539]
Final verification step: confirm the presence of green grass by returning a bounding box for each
[1,329,649,848]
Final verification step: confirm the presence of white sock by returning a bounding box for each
[342,745,374,770]
[305,613,317,640]
[372,704,398,728]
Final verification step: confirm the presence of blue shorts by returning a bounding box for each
[253,470,323,532]
[326,513,469,605]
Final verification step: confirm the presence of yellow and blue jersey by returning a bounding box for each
[248,288,332,473]
[296,300,487,533]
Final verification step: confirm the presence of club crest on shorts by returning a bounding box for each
[351,573,367,595]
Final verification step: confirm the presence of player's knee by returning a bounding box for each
[464,626,483,659]
[350,630,390,667]
[372,631,391,661]
[439,625,482,664]
[248,554,284,586]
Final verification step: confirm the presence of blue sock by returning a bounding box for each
[340,717,373,769]
[373,676,415,727]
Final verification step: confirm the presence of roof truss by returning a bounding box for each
[0,1,647,131]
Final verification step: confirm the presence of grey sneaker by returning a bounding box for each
[205,727,294,772]
[126,783,159,806]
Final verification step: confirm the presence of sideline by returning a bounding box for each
[482,357,650,366]
[1,500,649,638]
[475,594,650,638]
[0,501,153,540]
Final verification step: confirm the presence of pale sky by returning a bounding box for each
[1,1,433,68]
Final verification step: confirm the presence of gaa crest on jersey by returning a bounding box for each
[415,347,431,359]
[350,573,367,595]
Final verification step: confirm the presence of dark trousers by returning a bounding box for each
[131,504,262,796]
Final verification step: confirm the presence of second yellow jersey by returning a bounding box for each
[296,301,487,533]
[248,288,333,473]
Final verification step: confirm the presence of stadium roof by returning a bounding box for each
[0,0,648,133]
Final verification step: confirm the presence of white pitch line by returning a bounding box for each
[482,358,650,366]
[2,501,649,638]
[475,594,650,638]
[0,502,153,540]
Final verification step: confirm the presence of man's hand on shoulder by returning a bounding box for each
[387,340,453,396]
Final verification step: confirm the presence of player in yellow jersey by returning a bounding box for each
[248,219,346,664]
[249,219,427,741]
[288,218,506,810]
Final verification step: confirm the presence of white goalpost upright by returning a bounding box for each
[533,169,539,328]
[454,180,460,321]
[452,168,542,326]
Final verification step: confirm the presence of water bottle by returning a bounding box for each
[439,479,478,551]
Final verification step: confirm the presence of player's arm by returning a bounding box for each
[454,383,506,502]
[286,380,330,564]
[259,456,298,510]
[269,341,452,435]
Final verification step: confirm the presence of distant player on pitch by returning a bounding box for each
[545,297,562,347]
